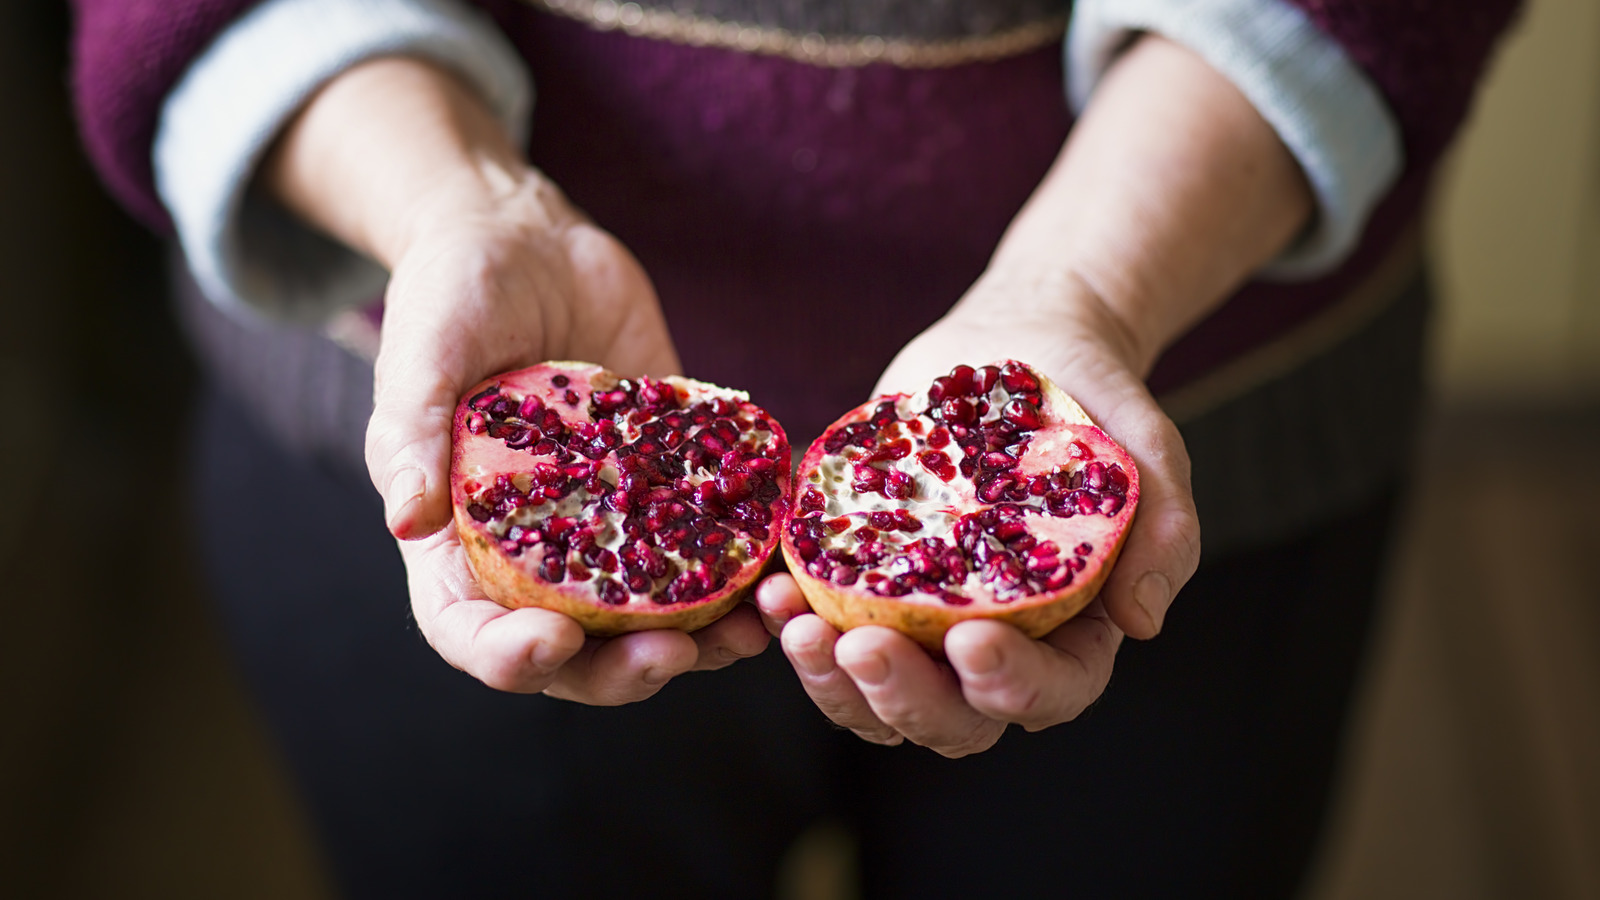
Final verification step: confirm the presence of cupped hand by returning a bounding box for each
[368,170,770,698]
[756,273,1202,755]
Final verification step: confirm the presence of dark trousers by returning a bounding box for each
[194,384,1394,899]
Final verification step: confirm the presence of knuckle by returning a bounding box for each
[851,726,903,746]
[988,684,1045,723]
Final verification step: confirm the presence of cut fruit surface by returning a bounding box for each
[782,361,1138,651]
[451,361,790,635]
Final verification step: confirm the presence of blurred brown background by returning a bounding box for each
[1,1,1596,897]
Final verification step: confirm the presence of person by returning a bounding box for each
[71,0,1518,896]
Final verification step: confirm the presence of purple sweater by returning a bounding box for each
[69,0,1518,443]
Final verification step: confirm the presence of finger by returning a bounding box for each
[543,628,701,705]
[400,532,586,692]
[833,627,1006,757]
[944,604,1122,730]
[365,327,462,540]
[755,573,813,637]
[780,616,902,746]
[688,604,771,671]
[1088,403,1200,640]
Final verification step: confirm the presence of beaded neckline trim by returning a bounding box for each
[522,0,1067,68]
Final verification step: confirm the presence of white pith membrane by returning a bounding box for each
[453,366,788,609]
[790,365,1135,606]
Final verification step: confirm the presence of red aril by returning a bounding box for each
[451,361,790,635]
[781,361,1138,651]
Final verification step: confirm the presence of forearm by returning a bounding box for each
[262,55,536,270]
[987,35,1313,376]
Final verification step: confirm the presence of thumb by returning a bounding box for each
[365,347,461,541]
[1094,405,1200,640]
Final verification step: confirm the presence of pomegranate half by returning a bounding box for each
[450,361,791,635]
[782,361,1138,651]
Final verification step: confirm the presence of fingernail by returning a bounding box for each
[642,666,672,686]
[386,467,426,532]
[792,643,833,678]
[959,642,1001,676]
[1133,571,1172,633]
[845,651,890,686]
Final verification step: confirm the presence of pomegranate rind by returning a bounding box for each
[451,361,790,636]
[782,362,1138,652]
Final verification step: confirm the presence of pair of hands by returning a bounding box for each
[268,33,1308,755]
[363,166,1198,756]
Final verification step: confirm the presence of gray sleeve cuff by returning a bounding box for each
[1067,0,1403,280]
[154,0,533,324]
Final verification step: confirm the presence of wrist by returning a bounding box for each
[381,157,565,267]
[959,263,1161,379]
[262,55,535,270]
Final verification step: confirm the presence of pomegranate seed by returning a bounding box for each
[977,476,1011,503]
[999,363,1039,393]
[716,470,755,503]
[1083,461,1108,491]
[927,376,955,405]
[1100,494,1125,516]
[800,487,826,512]
[1025,551,1059,572]
[919,450,956,481]
[872,439,913,461]
[551,374,570,388]
[948,365,976,396]
[1002,398,1042,429]
[884,470,914,500]
[982,451,1017,471]
[870,401,898,427]
[1106,464,1129,494]
[469,387,500,410]
[832,565,859,586]
[926,426,951,450]
[975,365,1000,394]
[852,464,886,495]
[992,519,1028,543]
[467,413,487,435]
[537,554,566,583]
[940,397,976,426]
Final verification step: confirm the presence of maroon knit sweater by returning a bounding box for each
[68,0,1521,443]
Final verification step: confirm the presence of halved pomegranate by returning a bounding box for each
[782,361,1138,651]
[450,361,791,635]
